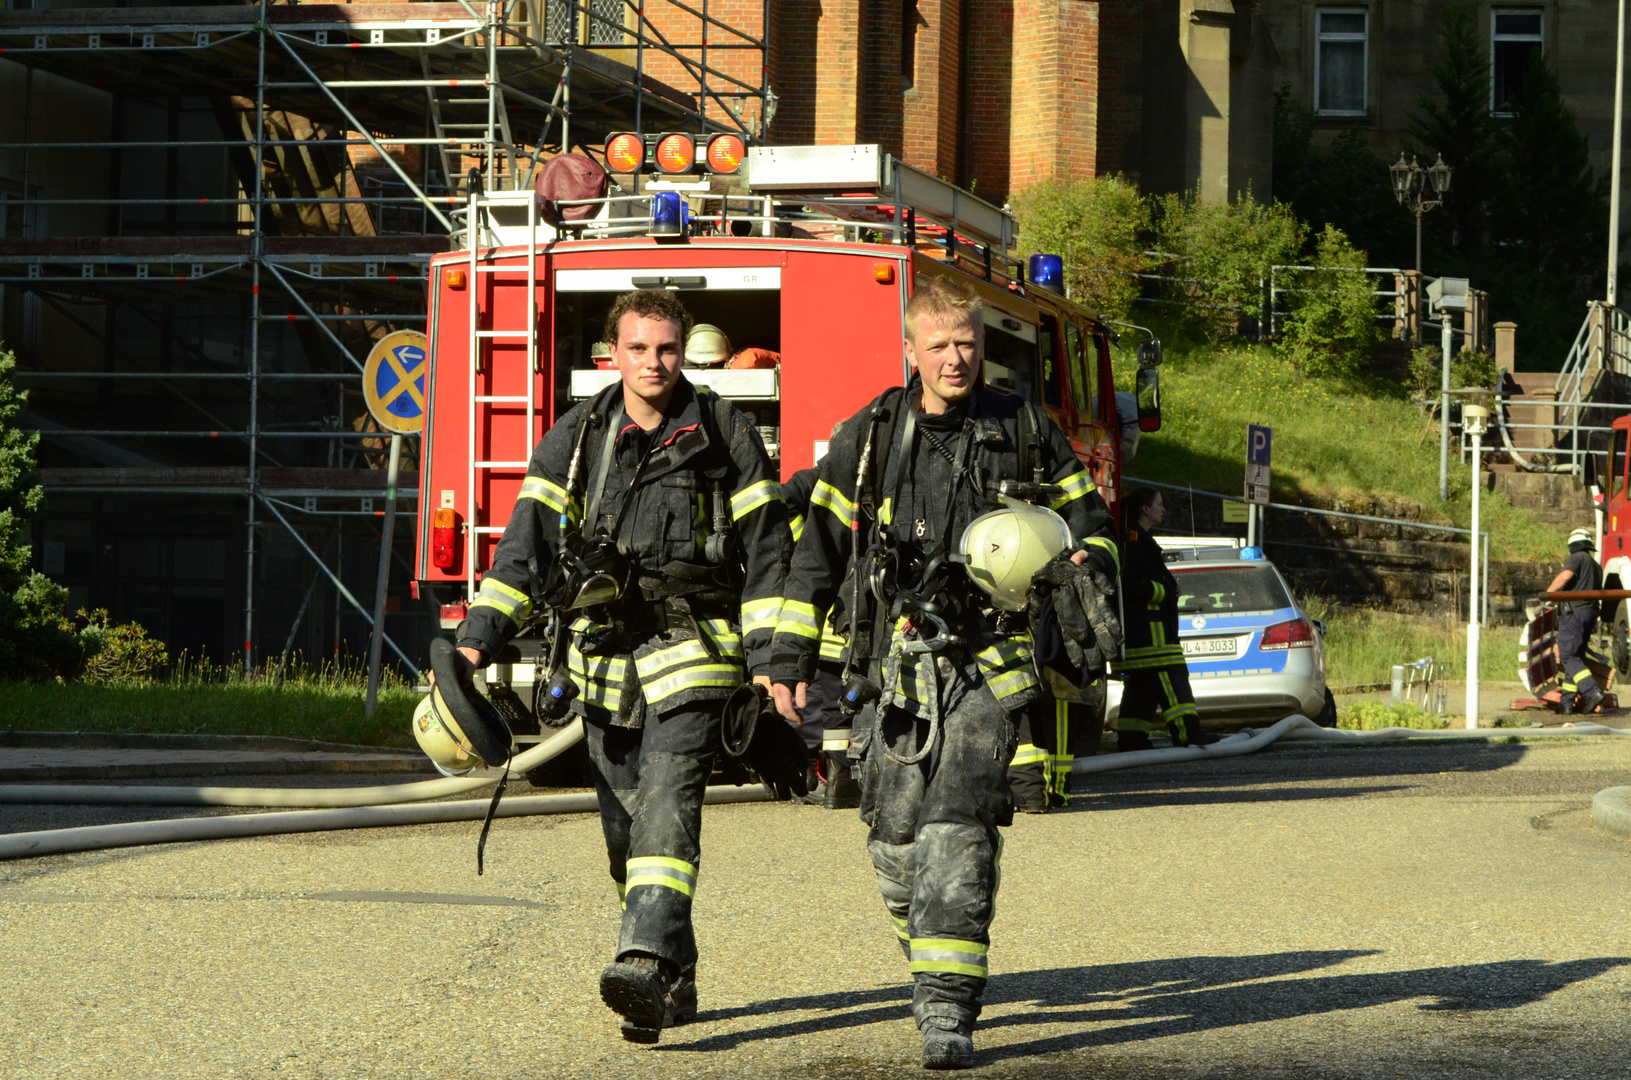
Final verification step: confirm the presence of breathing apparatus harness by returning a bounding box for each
[837,384,1057,765]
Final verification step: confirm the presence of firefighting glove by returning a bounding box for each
[720,682,810,800]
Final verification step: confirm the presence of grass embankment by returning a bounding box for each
[1115,325,1564,562]
[8,658,418,748]
[1308,599,1521,689]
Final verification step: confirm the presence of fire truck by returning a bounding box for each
[412,139,1160,713]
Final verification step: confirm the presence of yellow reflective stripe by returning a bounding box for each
[986,664,1039,701]
[626,856,697,898]
[888,911,910,941]
[1123,644,1183,658]
[469,576,533,629]
[729,479,782,521]
[740,596,782,637]
[776,599,823,640]
[821,728,852,751]
[642,664,744,704]
[519,474,571,513]
[789,513,806,542]
[878,497,893,525]
[908,938,989,978]
[818,624,847,662]
[567,641,627,712]
[811,479,855,529]
[1011,743,1047,766]
[1048,468,1096,510]
[1148,582,1165,609]
[1080,535,1120,569]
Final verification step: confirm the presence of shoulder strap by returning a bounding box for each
[1017,398,1044,484]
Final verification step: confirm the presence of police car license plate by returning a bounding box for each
[1182,637,1238,658]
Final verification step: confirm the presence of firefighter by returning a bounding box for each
[1008,693,1103,812]
[1115,486,1219,751]
[782,465,863,809]
[768,278,1118,1070]
[1547,527,1606,715]
[444,289,791,1043]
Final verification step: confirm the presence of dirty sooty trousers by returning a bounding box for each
[860,654,1017,1029]
[585,703,718,977]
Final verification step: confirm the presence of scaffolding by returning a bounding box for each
[0,0,770,672]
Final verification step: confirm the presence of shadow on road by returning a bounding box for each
[666,949,1631,1059]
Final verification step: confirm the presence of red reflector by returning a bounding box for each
[655,133,695,174]
[605,132,644,173]
[438,602,467,629]
[874,261,896,284]
[431,508,459,570]
[1258,618,1316,651]
[705,133,745,173]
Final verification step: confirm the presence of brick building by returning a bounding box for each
[768,0,1278,204]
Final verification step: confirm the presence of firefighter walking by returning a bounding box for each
[445,289,791,1042]
[1115,487,1219,750]
[769,278,1117,1069]
[1547,527,1606,715]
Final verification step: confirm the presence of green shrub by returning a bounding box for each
[1409,345,1500,400]
[1009,175,1147,322]
[1337,700,1448,731]
[1149,188,1306,341]
[76,608,170,685]
[1275,225,1381,377]
[0,342,82,681]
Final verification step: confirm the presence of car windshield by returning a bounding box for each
[1173,564,1291,614]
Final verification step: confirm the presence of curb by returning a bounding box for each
[1592,786,1631,841]
[0,731,417,755]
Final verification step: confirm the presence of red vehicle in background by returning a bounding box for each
[413,140,1160,704]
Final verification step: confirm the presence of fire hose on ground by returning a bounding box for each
[1,715,1626,861]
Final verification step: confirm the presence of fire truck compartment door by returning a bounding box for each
[555,267,782,292]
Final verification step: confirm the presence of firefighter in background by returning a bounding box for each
[445,290,791,1042]
[769,278,1119,1069]
[1115,486,1220,751]
[1547,527,1606,715]
[1008,692,1103,812]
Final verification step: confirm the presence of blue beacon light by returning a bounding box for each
[1239,546,1265,560]
[1029,253,1065,294]
[651,191,689,238]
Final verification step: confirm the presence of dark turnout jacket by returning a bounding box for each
[1117,526,1183,671]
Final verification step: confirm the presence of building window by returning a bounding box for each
[1314,8,1369,116]
[902,0,919,90]
[1491,9,1544,116]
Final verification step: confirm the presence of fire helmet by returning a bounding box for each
[412,691,481,777]
[685,323,732,365]
[959,496,1074,612]
[1567,527,1595,550]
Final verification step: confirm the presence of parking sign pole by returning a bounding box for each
[365,433,404,720]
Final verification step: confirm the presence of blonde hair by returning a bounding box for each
[904,277,984,344]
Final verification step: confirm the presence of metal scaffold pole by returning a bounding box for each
[365,434,405,717]
[244,0,269,676]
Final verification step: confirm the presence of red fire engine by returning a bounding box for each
[414,140,1159,693]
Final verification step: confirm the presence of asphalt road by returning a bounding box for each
[3,737,1630,1080]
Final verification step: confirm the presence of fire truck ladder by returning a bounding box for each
[422,20,519,203]
[465,187,544,597]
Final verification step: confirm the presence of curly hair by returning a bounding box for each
[904,276,985,343]
[603,289,694,345]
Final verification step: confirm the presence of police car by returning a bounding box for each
[1106,541,1336,729]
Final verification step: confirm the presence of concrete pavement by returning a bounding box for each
[2,737,1630,1079]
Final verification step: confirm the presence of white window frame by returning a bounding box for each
[1490,8,1545,118]
[1313,7,1370,118]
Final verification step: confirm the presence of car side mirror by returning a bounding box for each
[1135,367,1161,433]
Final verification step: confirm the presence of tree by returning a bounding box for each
[1009,176,1147,322]
[1408,7,1499,262]
[1150,187,1306,341]
[1276,226,1381,378]
[0,341,81,680]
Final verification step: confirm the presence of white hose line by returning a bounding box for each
[0,719,588,808]
[0,783,773,861]
[1072,714,1630,775]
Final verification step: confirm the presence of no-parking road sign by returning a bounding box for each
[363,331,428,434]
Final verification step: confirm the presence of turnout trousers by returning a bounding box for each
[1117,663,1199,735]
[858,655,1018,1030]
[1009,697,1102,809]
[585,701,719,976]
[1556,605,1602,706]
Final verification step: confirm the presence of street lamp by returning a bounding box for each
[1390,153,1453,273]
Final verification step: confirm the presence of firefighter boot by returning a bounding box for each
[1170,715,1220,747]
[1117,729,1154,753]
[1580,689,1607,715]
[602,953,675,1043]
[822,750,863,809]
[920,1016,975,1070]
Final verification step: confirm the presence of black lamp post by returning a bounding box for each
[1390,152,1453,273]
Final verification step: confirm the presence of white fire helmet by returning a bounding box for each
[1568,527,1595,550]
[685,323,732,365]
[959,496,1074,612]
[411,689,481,777]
